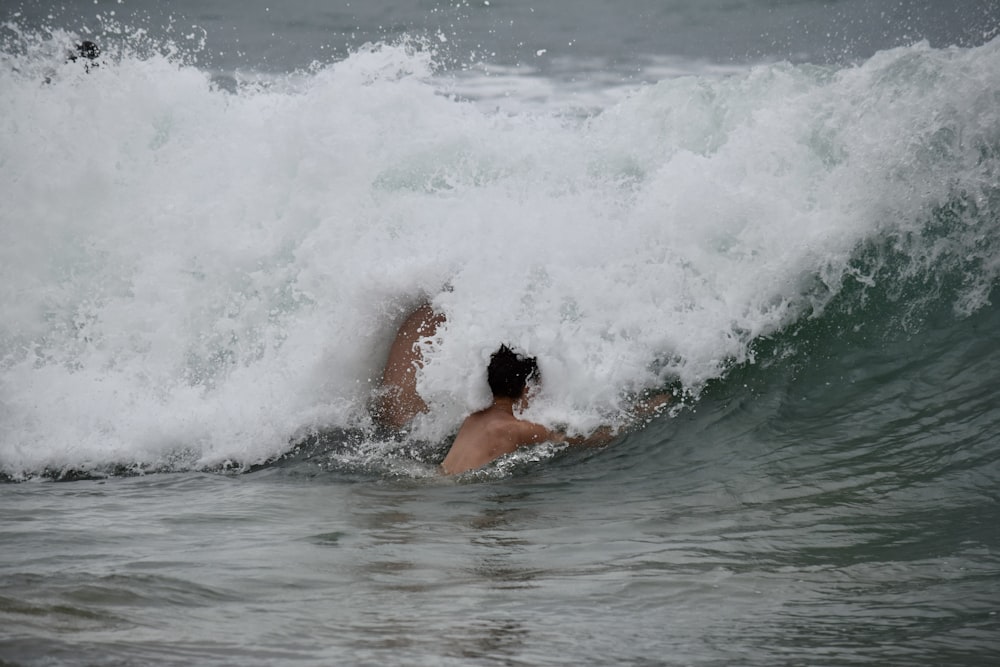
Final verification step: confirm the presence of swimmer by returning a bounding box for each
[374,304,672,475]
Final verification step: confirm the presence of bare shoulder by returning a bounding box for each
[488,417,558,446]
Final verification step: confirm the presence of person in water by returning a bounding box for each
[374,303,671,475]
[442,344,600,474]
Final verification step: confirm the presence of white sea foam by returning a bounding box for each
[1,34,998,477]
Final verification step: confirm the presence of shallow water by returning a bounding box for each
[2,1,1000,665]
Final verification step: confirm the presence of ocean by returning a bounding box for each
[2,0,999,664]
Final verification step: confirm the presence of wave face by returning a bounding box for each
[1,29,999,479]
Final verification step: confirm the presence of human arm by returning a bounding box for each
[374,303,446,429]
[559,391,673,447]
[631,392,673,420]
[503,390,673,452]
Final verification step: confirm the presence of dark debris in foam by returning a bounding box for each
[245,426,451,476]
[0,427,447,483]
[0,462,152,483]
[242,427,367,474]
[0,453,228,483]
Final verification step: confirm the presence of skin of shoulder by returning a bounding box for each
[438,389,674,475]
[440,407,560,475]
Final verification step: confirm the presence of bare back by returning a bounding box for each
[440,400,557,475]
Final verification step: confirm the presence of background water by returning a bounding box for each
[2,0,1000,665]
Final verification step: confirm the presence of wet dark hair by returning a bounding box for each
[487,345,538,399]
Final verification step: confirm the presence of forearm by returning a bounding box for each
[561,392,672,447]
[560,425,617,447]
[631,392,672,420]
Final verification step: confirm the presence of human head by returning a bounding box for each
[487,345,539,399]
